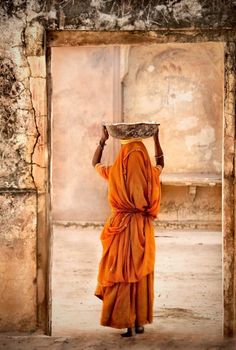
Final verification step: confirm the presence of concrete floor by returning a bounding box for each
[1,228,235,349]
[0,332,235,350]
[51,227,222,336]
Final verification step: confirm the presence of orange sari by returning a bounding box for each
[95,141,161,329]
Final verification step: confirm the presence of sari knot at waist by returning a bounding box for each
[113,207,155,217]
[106,207,155,236]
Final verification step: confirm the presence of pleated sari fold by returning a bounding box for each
[95,141,161,328]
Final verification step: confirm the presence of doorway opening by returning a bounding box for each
[48,41,224,337]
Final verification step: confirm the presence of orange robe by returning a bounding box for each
[95,141,161,329]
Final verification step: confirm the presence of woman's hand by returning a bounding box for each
[92,126,109,167]
[101,125,109,144]
[153,127,159,142]
[153,126,164,168]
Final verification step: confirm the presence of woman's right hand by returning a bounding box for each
[101,125,109,143]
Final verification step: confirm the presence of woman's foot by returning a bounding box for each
[121,327,133,337]
[135,326,144,334]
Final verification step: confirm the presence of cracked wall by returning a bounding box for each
[0,193,37,331]
[49,0,236,30]
[0,0,47,331]
[0,0,235,335]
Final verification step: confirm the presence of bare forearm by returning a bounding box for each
[154,135,164,168]
[92,139,106,167]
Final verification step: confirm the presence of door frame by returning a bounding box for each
[43,29,236,337]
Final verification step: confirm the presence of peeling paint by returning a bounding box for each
[185,126,216,152]
[0,193,37,331]
[175,91,193,102]
[48,0,236,30]
[177,116,198,131]
[213,160,222,173]
[172,0,202,23]
[204,150,212,161]
[147,64,155,73]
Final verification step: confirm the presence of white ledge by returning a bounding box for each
[161,173,222,187]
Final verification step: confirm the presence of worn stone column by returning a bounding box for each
[0,23,37,332]
[223,41,236,337]
[25,23,49,332]
[0,2,48,332]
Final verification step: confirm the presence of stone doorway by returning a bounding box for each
[43,28,236,338]
[49,42,224,336]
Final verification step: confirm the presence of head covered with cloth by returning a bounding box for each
[92,124,164,336]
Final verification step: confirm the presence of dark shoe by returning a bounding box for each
[121,328,133,337]
[135,326,144,334]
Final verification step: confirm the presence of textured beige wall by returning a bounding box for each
[124,43,224,174]
[123,42,223,227]
[52,43,223,225]
[0,193,37,331]
[51,47,116,222]
[158,185,222,227]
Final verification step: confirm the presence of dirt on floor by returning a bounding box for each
[2,228,234,350]
[51,228,222,336]
[0,331,235,350]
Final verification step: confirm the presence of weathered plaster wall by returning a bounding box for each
[223,41,236,338]
[159,185,222,227]
[50,0,236,30]
[0,0,48,331]
[124,43,223,174]
[123,42,223,228]
[0,193,37,331]
[0,0,235,336]
[51,46,114,222]
[51,43,223,226]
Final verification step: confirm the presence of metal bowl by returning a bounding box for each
[104,122,160,140]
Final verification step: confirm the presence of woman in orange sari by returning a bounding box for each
[92,126,164,337]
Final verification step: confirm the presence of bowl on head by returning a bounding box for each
[103,122,160,140]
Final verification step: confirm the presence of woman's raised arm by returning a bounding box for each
[153,127,164,168]
[92,125,109,167]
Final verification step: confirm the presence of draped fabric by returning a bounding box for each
[95,141,161,328]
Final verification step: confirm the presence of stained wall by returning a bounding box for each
[51,43,223,226]
[124,43,223,174]
[51,47,115,222]
[0,0,235,335]
[124,42,223,227]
